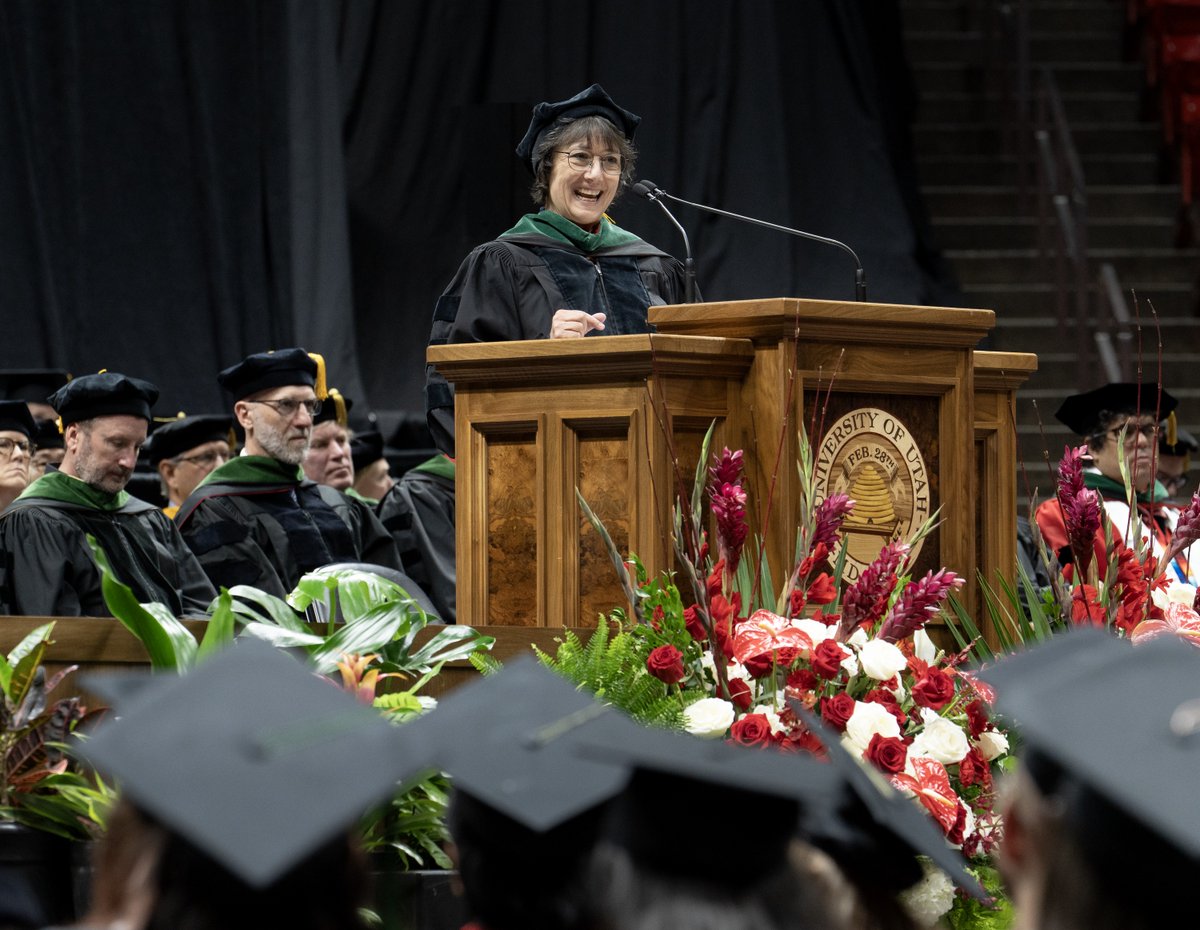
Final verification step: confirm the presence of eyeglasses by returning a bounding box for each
[174,449,231,468]
[555,151,623,175]
[1163,473,1193,496]
[246,398,321,419]
[0,438,32,458]
[1100,421,1158,442]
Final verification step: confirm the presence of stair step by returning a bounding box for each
[919,154,1160,186]
[916,123,1162,157]
[964,282,1196,317]
[913,62,1142,95]
[950,248,1200,285]
[933,217,1179,249]
[923,185,1181,219]
[919,92,1142,124]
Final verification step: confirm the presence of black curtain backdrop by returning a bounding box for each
[1,0,956,422]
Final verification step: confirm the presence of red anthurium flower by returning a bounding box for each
[892,756,963,837]
[732,610,813,664]
[1131,601,1200,648]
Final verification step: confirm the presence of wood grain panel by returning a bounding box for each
[485,436,539,626]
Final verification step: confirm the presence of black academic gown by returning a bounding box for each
[0,495,216,618]
[377,460,457,623]
[424,230,688,455]
[176,466,403,598]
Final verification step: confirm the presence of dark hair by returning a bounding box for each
[86,800,369,930]
[530,115,637,208]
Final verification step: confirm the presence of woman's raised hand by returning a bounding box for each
[550,309,606,339]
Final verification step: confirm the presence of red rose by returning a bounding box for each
[646,644,685,684]
[742,653,773,678]
[728,713,773,747]
[820,692,856,731]
[683,605,708,642]
[864,733,908,775]
[789,588,807,616]
[805,572,837,606]
[811,640,847,680]
[965,699,989,739]
[775,646,800,668]
[864,689,907,731]
[957,747,992,789]
[726,676,753,711]
[911,667,956,710]
[787,667,819,691]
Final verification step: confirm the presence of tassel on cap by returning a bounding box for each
[55,416,63,435]
[308,353,328,400]
[1168,411,1178,448]
[329,389,347,427]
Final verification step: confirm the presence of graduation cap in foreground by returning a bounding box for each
[75,640,406,888]
[573,709,844,887]
[787,699,985,899]
[1054,381,1178,437]
[393,657,633,832]
[978,629,1200,884]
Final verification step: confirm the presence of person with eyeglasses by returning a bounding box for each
[424,83,691,457]
[1033,382,1200,584]
[175,349,402,598]
[0,400,37,512]
[143,413,235,518]
[0,372,216,617]
[1157,425,1198,502]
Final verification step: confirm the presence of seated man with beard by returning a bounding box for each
[0,372,216,617]
[176,350,401,597]
[144,413,234,518]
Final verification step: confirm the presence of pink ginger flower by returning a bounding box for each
[812,493,855,551]
[708,447,744,487]
[710,481,749,576]
[1056,444,1102,573]
[838,541,909,638]
[878,569,965,643]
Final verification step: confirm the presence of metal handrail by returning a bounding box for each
[1034,67,1091,387]
[1096,263,1134,381]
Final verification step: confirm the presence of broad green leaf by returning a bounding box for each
[237,622,325,650]
[691,420,716,527]
[403,628,495,673]
[86,536,182,671]
[227,585,310,632]
[8,639,47,711]
[141,602,199,670]
[197,589,236,662]
[7,622,55,668]
[308,603,408,675]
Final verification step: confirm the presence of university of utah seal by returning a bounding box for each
[812,407,932,581]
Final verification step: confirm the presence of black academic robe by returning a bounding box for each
[0,495,216,617]
[176,472,404,598]
[377,462,456,623]
[424,231,688,454]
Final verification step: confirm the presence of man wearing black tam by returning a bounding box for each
[1035,381,1200,583]
[0,372,217,617]
[144,414,234,518]
[175,349,402,597]
[424,83,689,456]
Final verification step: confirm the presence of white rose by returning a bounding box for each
[974,729,1009,762]
[912,628,939,664]
[843,700,901,753]
[793,618,835,646]
[1153,581,1197,611]
[841,652,861,677]
[848,627,870,648]
[683,698,735,739]
[727,661,751,683]
[910,715,970,765]
[858,639,908,681]
[899,860,957,928]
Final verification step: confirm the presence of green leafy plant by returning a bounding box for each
[0,623,114,839]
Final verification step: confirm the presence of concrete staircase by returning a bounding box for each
[903,0,1200,500]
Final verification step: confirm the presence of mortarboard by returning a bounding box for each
[217,349,328,402]
[0,368,72,405]
[1161,424,1198,456]
[979,630,1200,892]
[314,389,352,427]
[350,429,385,473]
[75,640,406,889]
[32,418,63,451]
[392,657,632,832]
[48,371,158,426]
[515,84,640,175]
[0,401,37,438]
[1055,382,1178,437]
[143,414,234,465]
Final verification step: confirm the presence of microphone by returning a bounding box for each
[631,180,697,303]
[636,180,867,302]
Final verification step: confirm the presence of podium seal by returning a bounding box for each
[812,407,932,581]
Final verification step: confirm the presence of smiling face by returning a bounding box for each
[545,141,621,230]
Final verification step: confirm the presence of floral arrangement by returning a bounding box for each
[579,429,1012,922]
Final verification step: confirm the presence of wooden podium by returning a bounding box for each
[428,299,1037,635]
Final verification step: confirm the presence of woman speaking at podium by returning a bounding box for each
[423,84,690,455]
